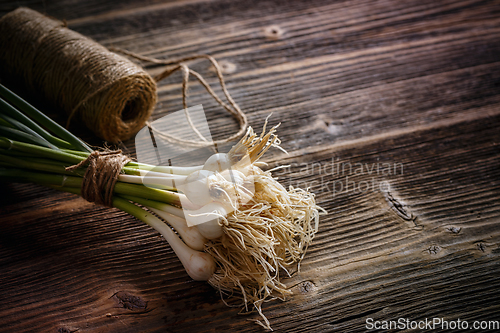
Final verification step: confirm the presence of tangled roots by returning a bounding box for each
[206,166,321,329]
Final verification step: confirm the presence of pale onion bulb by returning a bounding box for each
[148,207,207,251]
[196,219,224,240]
[184,202,228,239]
[212,169,255,207]
[177,169,215,206]
[203,153,232,172]
[219,169,246,185]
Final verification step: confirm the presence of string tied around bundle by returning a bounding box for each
[65,150,130,207]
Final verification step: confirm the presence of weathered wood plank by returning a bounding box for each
[1,110,498,332]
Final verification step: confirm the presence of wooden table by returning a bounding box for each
[1,0,499,331]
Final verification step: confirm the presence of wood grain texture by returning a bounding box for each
[1,0,500,332]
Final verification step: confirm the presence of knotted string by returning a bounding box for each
[66,150,130,207]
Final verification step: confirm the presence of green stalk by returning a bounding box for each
[115,182,182,206]
[120,194,185,218]
[0,153,85,176]
[0,125,57,149]
[57,149,189,177]
[0,168,82,187]
[59,148,202,176]
[62,149,90,157]
[0,139,188,181]
[0,117,13,127]
[0,138,85,165]
[124,161,202,175]
[0,113,62,149]
[0,167,182,206]
[49,186,182,243]
[0,97,73,150]
[0,84,92,152]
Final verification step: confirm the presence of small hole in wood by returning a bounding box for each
[264,25,284,40]
[217,60,236,74]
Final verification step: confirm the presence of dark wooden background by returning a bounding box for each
[1,0,500,332]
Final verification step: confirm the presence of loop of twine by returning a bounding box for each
[66,150,130,207]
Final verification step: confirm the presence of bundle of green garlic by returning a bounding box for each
[0,84,323,329]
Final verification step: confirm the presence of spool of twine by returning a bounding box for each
[0,7,157,143]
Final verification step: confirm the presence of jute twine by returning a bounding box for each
[0,7,157,143]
